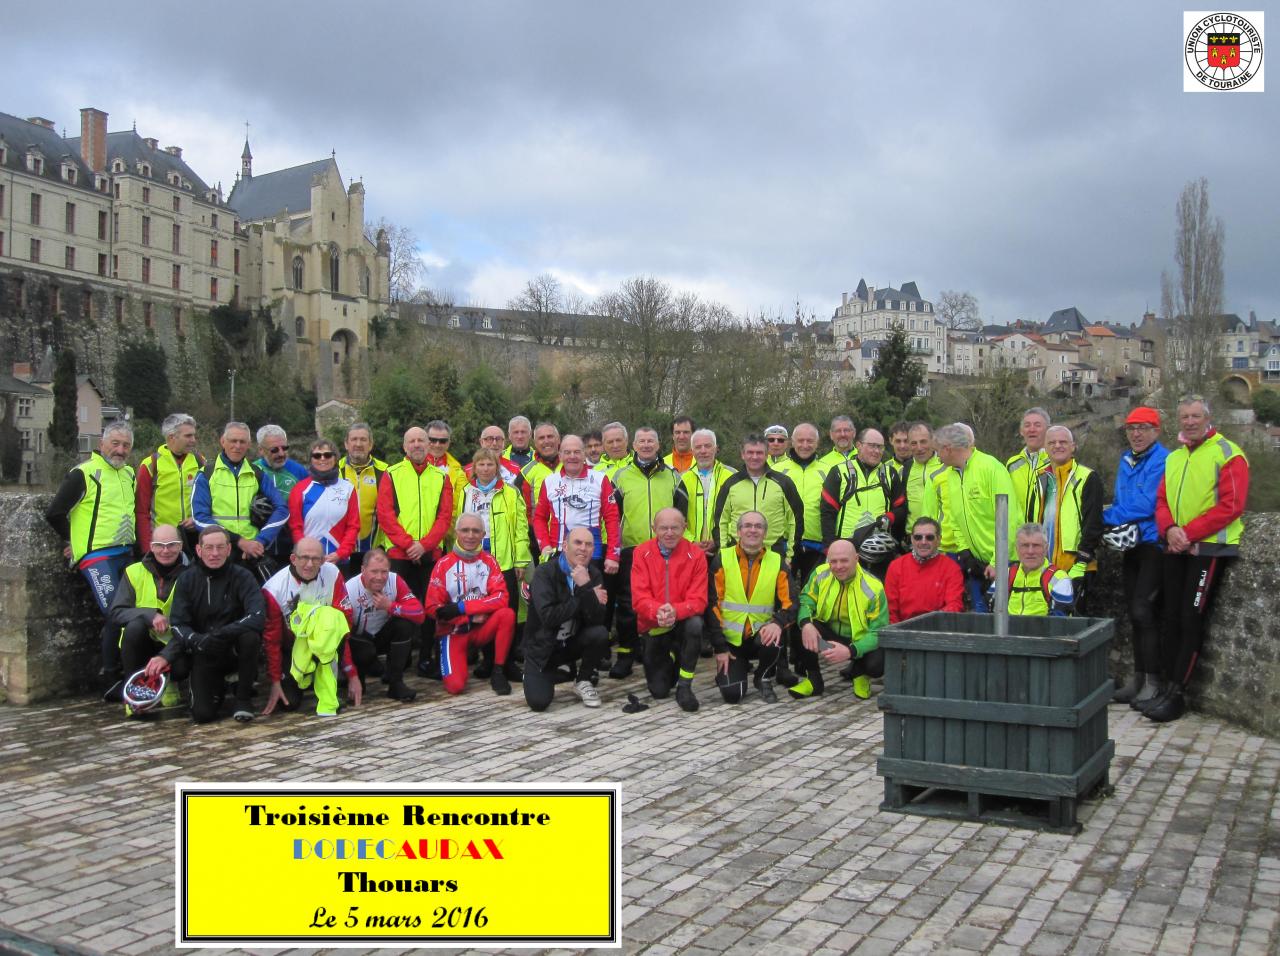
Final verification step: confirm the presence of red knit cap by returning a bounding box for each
[1124,407,1161,427]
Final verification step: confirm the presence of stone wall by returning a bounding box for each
[3,490,1278,736]
[0,493,100,704]
[1095,511,1280,738]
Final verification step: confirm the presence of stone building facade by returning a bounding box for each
[0,107,391,415]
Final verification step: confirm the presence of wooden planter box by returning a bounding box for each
[876,612,1114,833]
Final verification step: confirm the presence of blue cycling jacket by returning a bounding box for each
[1102,442,1170,545]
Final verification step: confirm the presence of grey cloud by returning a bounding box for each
[5,0,1275,322]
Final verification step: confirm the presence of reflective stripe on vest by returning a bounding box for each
[122,560,177,644]
[720,547,780,643]
[206,456,261,539]
[834,463,891,538]
[387,459,448,540]
[808,563,881,640]
[1166,434,1246,547]
[147,445,201,526]
[68,453,136,562]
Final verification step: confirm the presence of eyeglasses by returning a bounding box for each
[427,436,449,445]
[766,437,788,443]
[267,445,289,454]
[1124,424,1155,432]
[911,533,937,542]
[295,555,324,564]
[152,541,183,550]
[311,451,336,460]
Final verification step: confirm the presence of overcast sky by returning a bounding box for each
[7,1,1276,326]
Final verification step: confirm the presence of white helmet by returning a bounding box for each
[858,530,898,561]
[122,669,168,714]
[1102,523,1140,552]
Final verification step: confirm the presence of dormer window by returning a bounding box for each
[26,151,44,175]
[0,143,7,165]
[111,159,125,174]
[61,163,77,184]
[95,174,109,192]
[169,172,180,186]
[137,162,151,177]
[449,314,460,329]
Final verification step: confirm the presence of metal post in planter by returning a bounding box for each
[994,494,1009,637]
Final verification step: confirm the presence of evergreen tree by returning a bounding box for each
[50,349,79,453]
[114,340,171,423]
[870,324,926,408]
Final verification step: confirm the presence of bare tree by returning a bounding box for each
[936,290,981,331]
[1160,177,1225,400]
[508,273,566,345]
[364,217,426,302]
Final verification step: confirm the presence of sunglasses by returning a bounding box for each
[766,437,788,443]
[267,445,289,454]
[911,533,937,542]
[311,451,336,460]
[427,437,449,445]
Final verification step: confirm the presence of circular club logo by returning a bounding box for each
[1185,12,1263,90]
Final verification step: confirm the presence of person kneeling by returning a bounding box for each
[261,537,362,718]
[632,508,709,712]
[425,514,516,696]
[346,547,425,702]
[113,524,188,717]
[794,539,888,700]
[523,527,611,711]
[142,525,265,723]
[711,511,794,704]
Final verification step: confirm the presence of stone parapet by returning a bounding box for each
[0,493,99,704]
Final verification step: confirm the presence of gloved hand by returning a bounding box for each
[958,550,986,579]
[435,602,463,622]
[190,631,227,655]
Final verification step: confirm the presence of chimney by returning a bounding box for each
[143,137,158,150]
[165,146,183,159]
[26,116,56,130]
[841,292,848,307]
[12,362,32,381]
[79,108,108,172]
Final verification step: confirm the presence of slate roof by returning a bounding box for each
[1044,307,1090,334]
[852,278,925,305]
[0,372,48,396]
[227,158,337,222]
[0,112,96,193]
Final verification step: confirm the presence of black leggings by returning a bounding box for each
[348,616,417,680]
[523,624,610,712]
[605,549,637,656]
[1160,553,1231,687]
[642,616,703,699]
[1122,543,1163,673]
[188,631,261,723]
[796,620,884,691]
[717,635,783,704]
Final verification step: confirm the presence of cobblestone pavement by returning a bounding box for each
[1,668,1277,956]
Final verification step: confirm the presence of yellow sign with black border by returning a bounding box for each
[176,782,620,947]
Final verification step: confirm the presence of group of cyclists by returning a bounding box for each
[44,392,1247,724]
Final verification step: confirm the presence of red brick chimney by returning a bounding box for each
[79,108,108,172]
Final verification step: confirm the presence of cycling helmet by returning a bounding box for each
[858,530,898,561]
[1102,523,1140,552]
[122,669,168,714]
